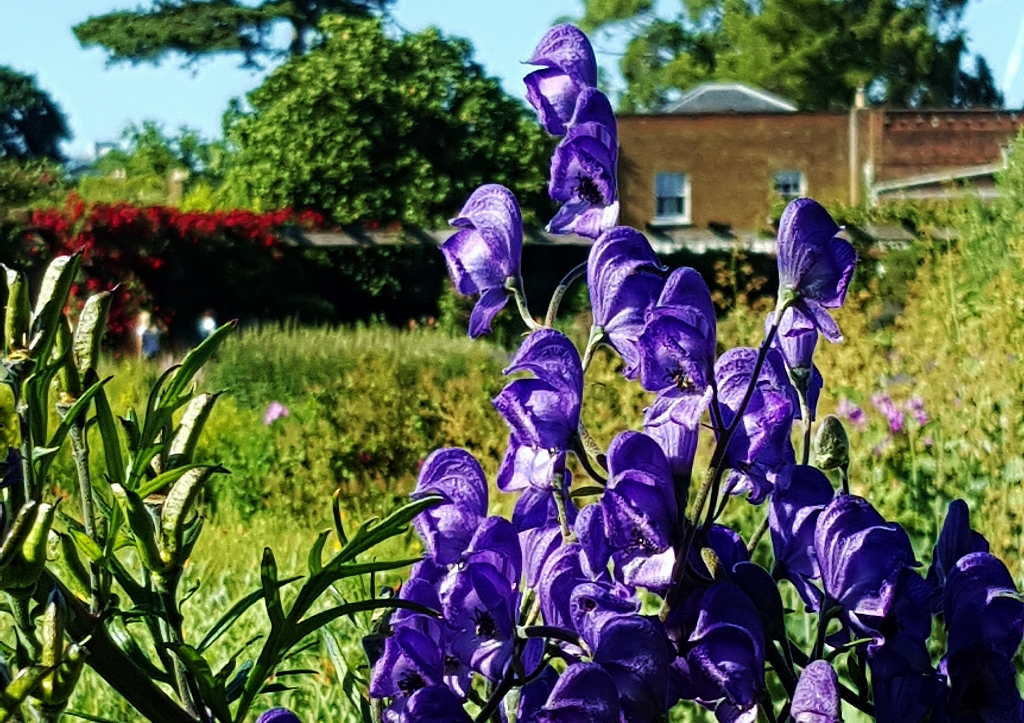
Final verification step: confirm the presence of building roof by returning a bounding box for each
[664,82,798,114]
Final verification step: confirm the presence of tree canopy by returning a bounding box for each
[580,0,1002,112]
[73,0,391,67]
[0,67,71,162]
[221,16,553,227]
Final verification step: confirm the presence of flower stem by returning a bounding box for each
[507,277,542,332]
[545,261,588,327]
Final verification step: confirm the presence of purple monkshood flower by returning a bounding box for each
[715,347,798,503]
[643,403,700,481]
[926,499,989,595]
[441,184,523,338]
[524,24,598,136]
[587,226,666,378]
[814,494,917,643]
[592,615,672,722]
[769,465,834,607]
[493,329,583,492]
[936,648,1024,723]
[538,663,621,723]
[601,431,677,592]
[412,448,488,565]
[942,552,1024,662]
[638,267,717,428]
[263,401,289,425]
[791,660,840,723]
[682,583,766,723]
[872,392,905,434]
[767,306,824,419]
[548,88,620,238]
[776,198,857,342]
[256,709,300,723]
[514,478,577,587]
[400,685,472,723]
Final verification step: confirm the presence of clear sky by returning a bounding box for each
[0,0,1021,159]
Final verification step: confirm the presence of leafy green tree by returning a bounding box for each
[221,16,553,227]
[74,0,391,67]
[78,121,227,205]
[581,0,1002,112]
[0,67,70,161]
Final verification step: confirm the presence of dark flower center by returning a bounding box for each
[672,369,695,393]
[473,608,499,639]
[397,671,425,692]
[576,174,605,205]
[630,525,660,554]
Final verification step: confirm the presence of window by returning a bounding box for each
[654,171,691,224]
[774,170,806,201]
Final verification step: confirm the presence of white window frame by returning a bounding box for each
[773,170,806,201]
[652,171,691,226]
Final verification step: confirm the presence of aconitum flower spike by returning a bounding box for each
[547,88,620,238]
[412,448,488,565]
[400,685,473,723]
[441,184,523,338]
[791,660,840,723]
[814,493,917,642]
[493,329,582,492]
[525,24,598,136]
[538,663,621,723]
[776,198,857,342]
[587,227,666,378]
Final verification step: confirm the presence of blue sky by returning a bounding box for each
[0,0,1021,159]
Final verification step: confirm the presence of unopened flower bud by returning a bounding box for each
[814,415,849,472]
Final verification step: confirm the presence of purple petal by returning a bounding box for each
[592,615,672,722]
[468,287,509,338]
[525,67,582,136]
[943,552,1024,661]
[400,686,472,723]
[927,499,989,594]
[256,709,301,723]
[769,465,834,607]
[527,24,598,85]
[503,328,583,399]
[413,448,488,565]
[525,24,598,136]
[538,663,620,723]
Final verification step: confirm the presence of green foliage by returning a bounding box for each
[222,16,553,227]
[0,159,68,213]
[73,0,390,67]
[581,0,1001,112]
[0,67,70,162]
[77,121,227,206]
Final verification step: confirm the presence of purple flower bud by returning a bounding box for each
[256,709,301,723]
[776,198,857,342]
[412,448,489,565]
[588,227,666,378]
[442,184,523,337]
[525,24,598,136]
[547,89,619,238]
[791,660,840,723]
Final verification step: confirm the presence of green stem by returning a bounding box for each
[506,277,542,332]
[800,397,812,466]
[545,261,587,327]
[67,420,100,614]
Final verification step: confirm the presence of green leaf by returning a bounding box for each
[161,321,235,410]
[167,392,220,467]
[223,660,253,704]
[260,547,285,631]
[307,530,330,576]
[336,494,442,564]
[197,576,301,653]
[287,598,439,648]
[73,291,112,380]
[135,463,219,500]
[168,644,231,723]
[93,385,125,488]
[29,254,81,360]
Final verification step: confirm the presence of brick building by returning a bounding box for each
[618,83,1024,245]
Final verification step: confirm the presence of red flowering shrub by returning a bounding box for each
[26,195,326,343]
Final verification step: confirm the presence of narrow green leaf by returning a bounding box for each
[307,530,330,576]
[287,598,440,649]
[197,576,301,653]
[260,548,285,630]
[336,494,442,564]
[169,644,231,723]
[72,291,112,380]
[167,392,220,467]
[67,529,103,564]
[223,660,254,704]
[93,385,125,488]
[161,321,236,409]
[29,254,81,360]
[135,463,217,500]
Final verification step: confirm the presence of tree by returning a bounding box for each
[73,0,391,67]
[0,67,71,161]
[220,16,553,227]
[581,0,1003,112]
